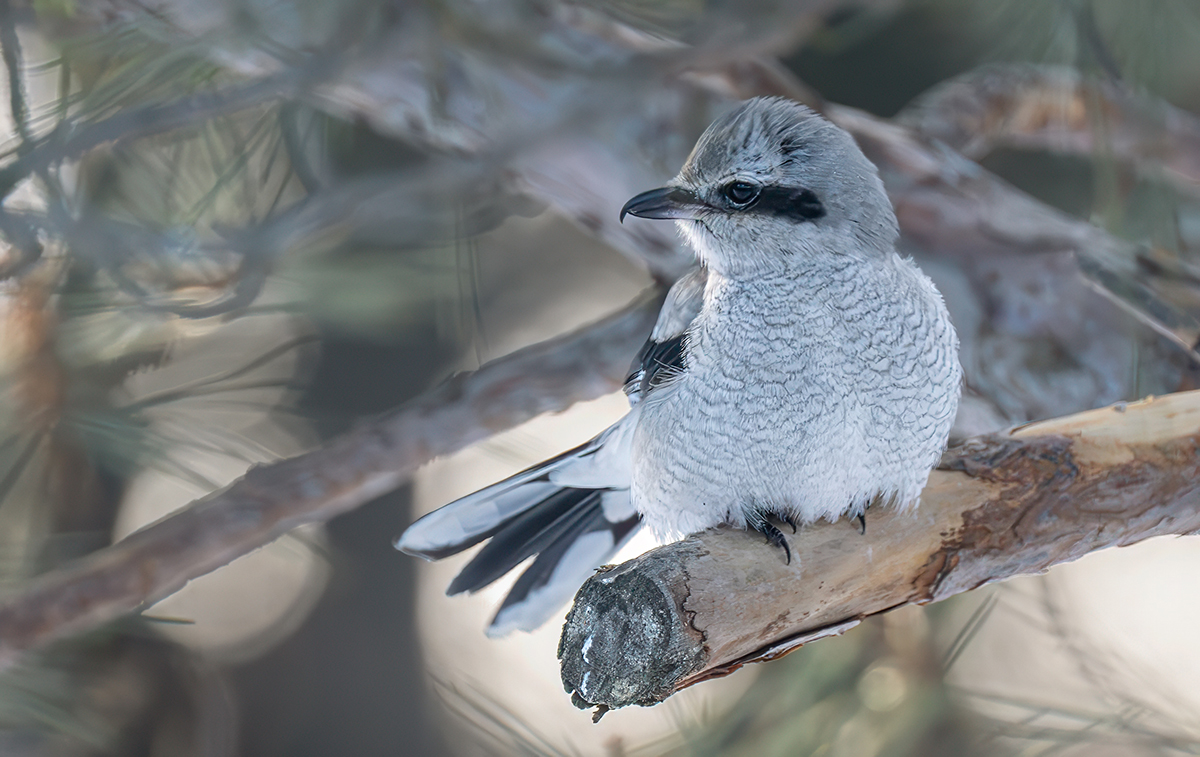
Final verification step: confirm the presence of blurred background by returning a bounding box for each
[2,0,1200,754]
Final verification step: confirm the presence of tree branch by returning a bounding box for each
[559,391,1200,715]
[826,103,1200,363]
[0,289,663,671]
[897,64,1200,196]
[37,8,1200,369]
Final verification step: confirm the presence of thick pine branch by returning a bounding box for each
[559,391,1200,715]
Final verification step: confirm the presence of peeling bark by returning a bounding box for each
[559,392,1200,714]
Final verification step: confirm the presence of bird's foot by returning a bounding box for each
[854,512,866,535]
[752,520,792,564]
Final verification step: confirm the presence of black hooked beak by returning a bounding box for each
[619,186,704,223]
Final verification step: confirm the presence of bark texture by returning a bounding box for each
[560,391,1200,713]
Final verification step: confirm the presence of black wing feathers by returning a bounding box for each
[626,333,687,401]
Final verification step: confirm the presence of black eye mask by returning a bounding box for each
[745,185,825,223]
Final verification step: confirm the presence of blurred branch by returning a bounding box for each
[330,31,1200,366]
[39,7,1200,341]
[45,0,853,280]
[897,64,1200,196]
[0,288,663,672]
[559,391,1200,714]
[826,102,1200,362]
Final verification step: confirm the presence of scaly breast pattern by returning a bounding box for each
[631,255,960,539]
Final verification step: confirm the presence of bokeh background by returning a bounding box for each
[2,0,1200,755]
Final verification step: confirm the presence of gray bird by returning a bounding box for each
[397,97,962,636]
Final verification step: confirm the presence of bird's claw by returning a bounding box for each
[753,520,792,564]
[855,512,866,535]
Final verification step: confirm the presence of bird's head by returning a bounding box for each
[620,97,898,276]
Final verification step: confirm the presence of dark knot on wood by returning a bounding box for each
[558,545,705,713]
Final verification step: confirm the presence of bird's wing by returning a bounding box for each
[626,266,707,403]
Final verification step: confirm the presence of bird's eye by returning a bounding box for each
[722,181,760,207]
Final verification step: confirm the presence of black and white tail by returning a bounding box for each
[395,410,642,637]
[398,268,706,636]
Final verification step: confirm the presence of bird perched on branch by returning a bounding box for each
[397,97,961,636]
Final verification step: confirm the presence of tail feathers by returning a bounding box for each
[410,479,642,636]
[487,510,640,637]
[446,487,602,595]
[395,440,600,560]
[396,417,642,636]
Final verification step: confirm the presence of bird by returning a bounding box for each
[396,96,962,637]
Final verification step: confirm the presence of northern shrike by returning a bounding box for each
[397,97,962,636]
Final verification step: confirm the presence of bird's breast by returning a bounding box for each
[630,260,960,538]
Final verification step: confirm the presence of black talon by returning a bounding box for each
[855,512,866,535]
[753,520,792,564]
[779,512,798,534]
